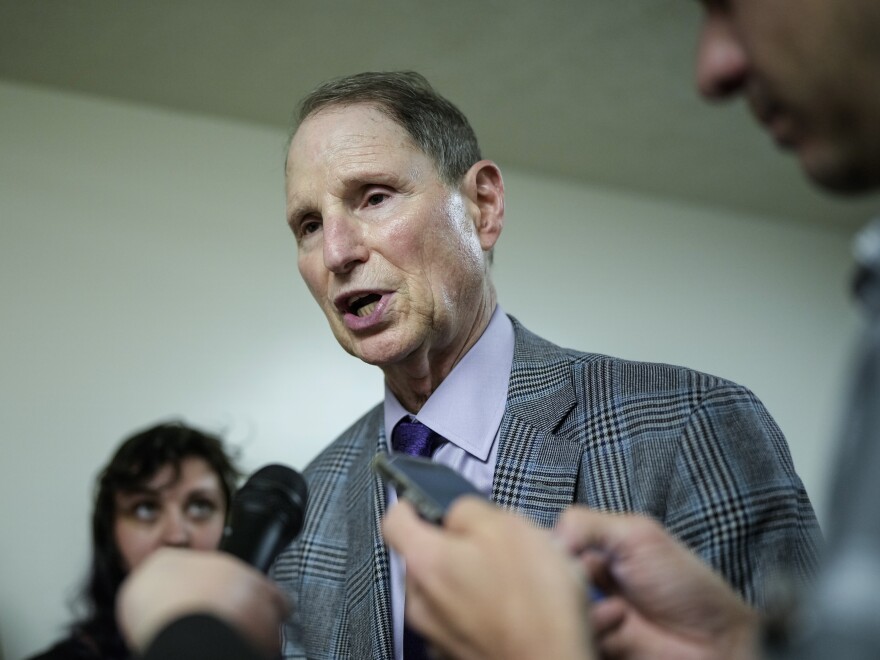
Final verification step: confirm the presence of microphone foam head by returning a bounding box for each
[236,464,308,524]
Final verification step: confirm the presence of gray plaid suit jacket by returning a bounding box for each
[273,317,821,659]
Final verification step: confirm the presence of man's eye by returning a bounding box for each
[300,218,322,235]
[366,192,388,206]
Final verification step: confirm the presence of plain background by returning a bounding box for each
[0,79,860,659]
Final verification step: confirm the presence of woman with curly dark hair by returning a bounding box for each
[29,421,241,660]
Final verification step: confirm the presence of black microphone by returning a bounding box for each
[220,464,308,573]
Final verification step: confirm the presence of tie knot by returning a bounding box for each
[391,419,443,458]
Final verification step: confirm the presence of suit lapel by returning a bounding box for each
[344,412,393,659]
[492,319,583,527]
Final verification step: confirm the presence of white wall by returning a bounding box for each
[0,79,859,659]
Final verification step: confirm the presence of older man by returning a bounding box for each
[270,71,819,659]
[383,1,880,659]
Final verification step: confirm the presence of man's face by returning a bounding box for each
[695,0,880,192]
[285,103,497,370]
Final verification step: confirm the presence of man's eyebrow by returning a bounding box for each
[286,200,313,225]
[341,169,412,191]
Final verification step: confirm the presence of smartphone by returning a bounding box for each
[372,453,483,524]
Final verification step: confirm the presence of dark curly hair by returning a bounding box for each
[70,421,241,659]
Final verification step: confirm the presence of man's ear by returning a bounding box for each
[462,160,504,252]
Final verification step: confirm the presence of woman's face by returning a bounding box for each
[113,456,227,571]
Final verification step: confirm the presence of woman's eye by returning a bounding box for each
[131,501,158,521]
[186,499,218,520]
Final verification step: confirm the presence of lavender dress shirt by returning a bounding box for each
[382,305,515,660]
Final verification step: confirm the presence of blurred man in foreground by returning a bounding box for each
[384,0,880,658]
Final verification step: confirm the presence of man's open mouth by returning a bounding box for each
[347,293,383,318]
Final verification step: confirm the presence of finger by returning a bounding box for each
[554,507,622,553]
[595,604,707,660]
[384,500,464,594]
[404,575,475,660]
[265,581,292,619]
[595,625,629,660]
[442,496,502,534]
[383,500,443,557]
[578,549,613,590]
[594,611,649,660]
[383,498,420,538]
[554,507,659,557]
[404,578,440,640]
[590,596,627,637]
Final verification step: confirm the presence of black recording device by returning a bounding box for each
[372,453,483,524]
[220,463,308,573]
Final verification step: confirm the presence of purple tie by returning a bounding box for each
[390,418,443,659]
[392,418,444,458]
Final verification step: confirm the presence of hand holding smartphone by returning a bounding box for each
[374,452,606,602]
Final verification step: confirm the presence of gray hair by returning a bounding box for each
[292,71,481,185]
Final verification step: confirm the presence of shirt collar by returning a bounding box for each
[383,306,514,461]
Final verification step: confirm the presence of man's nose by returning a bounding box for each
[695,12,748,100]
[159,510,192,547]
[323,214,369,273]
